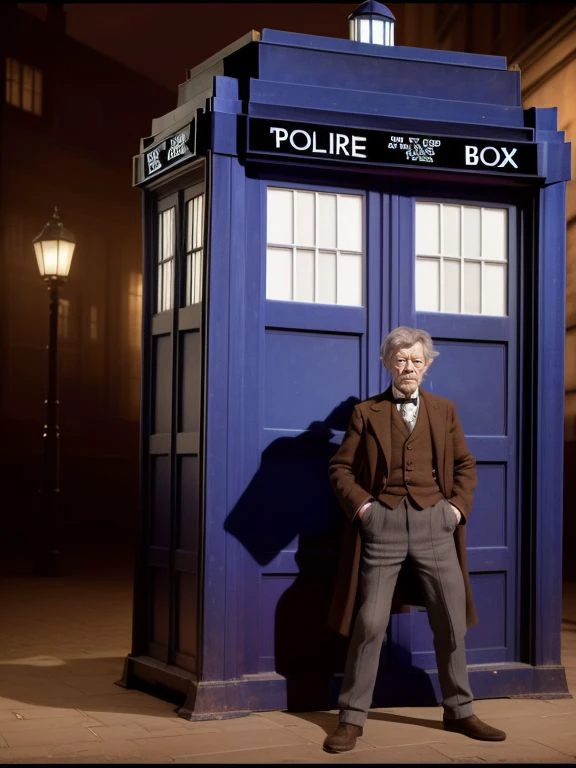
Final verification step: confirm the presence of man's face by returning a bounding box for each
[386,342,432,394]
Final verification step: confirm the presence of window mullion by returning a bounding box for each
[458,206,465,313]
[335,196,340,305]
[479,209,484,315]
[439,205,444,313]
[314,192,319,303]
[292,191,297,301]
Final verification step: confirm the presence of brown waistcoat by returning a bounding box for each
[327,387,478,637]
[379,398,443,510]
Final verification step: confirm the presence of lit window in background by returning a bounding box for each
[5,58,43,115]
[128,272,142,349]
[128,272,143,418]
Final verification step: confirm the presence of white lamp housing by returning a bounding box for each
[349,0,396,46]
[33,207,76,280]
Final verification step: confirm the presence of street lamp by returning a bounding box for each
[32,206,76,575]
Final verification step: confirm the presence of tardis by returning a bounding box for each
[122,2,571,719]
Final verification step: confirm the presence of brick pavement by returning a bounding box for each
[0,551,575,764]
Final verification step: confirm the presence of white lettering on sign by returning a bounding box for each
[403,136,438,164]
[146,147,162,175]
[465,145,518,169]
[269,126,367,158]
[167,132,188,161]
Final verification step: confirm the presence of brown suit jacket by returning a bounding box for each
[327,386,478,637]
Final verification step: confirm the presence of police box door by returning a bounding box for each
[382,186,520,687]
[232,179,386,686]
[238,176,519,697]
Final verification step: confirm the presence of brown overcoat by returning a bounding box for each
[327,387,479,637]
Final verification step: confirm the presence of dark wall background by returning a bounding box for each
[1,2,573,578]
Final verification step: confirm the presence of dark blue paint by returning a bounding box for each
[534,181,566,666]
[258,28,510,74]
[469,465,507,547]
[264,330,362,428]
[126,19,571,718]
[249,78,530,133]
[432,340,507,434]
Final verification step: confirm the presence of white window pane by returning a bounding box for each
[358,17,371,42]
[186,253,192,304]
[482,208,507,261]
[186,202,192,252]
[371,19,384,44]
[193,250,203,303]
[266,247,292,300]
[442,205,461,257]
[192,256,198,304]
[483,263,507,316]
[195,195,204,249]
[463,261,481,314]
[294,248,315,302]
[162,213,169,257]
[267,189,293,245]
[189,199,196,251]
[160,263,167,311]
[337,252,362,306]
[164,259,173,311]
[295,191,315,247]
[463,206,481,259]
[192,197,198,248]
[337,195,363,252]
[415,258,440,311]
[416,202,440,255]
[197,253,202,301]
[318,194,337,249]
[443,259,461,313]
[168,208,175,256]
[384,21,394,45]
[163,208,175,258]
[318,250,337,304]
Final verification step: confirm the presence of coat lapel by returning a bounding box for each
[421,389,446,493]
[368,387,394,468]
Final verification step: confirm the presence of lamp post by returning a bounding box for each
[32,206,76,576]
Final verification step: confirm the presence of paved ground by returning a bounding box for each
[0,549,575,764]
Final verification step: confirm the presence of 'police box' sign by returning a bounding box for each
[247,117,538,176]
[143,122,196,181]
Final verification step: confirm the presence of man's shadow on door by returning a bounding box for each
[224,396,437,712]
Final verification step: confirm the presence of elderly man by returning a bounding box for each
[323,326,505,753]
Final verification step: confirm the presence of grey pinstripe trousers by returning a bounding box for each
[338,496,475,727]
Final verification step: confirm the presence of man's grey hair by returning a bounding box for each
[380,326,439,367]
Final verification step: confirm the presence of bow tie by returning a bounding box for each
[394,397,418,406]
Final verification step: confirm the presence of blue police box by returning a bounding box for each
[122,3,571,719]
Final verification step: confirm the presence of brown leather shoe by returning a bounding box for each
[444,714,506,741]
[323,722,363,753]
